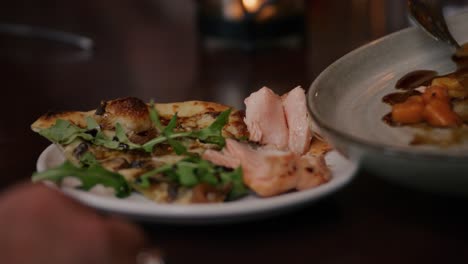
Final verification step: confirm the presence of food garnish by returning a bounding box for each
[137,156,247,200]
[204,87,331,197]
[382,43,468,146]
[40,109,231,154]
[142,108,231,153]
[32,160,132,198]
[32,87,332,204]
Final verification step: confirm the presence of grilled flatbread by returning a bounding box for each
[32,97,249,204]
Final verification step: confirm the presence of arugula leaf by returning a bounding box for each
[220,167,248,200]
[136,158,201,188]
[168,139,187,155]
[163,113,178,134]
[85,116,122,149]
[163,113,187,155]
[86,116,99,130]
[137,164,174,188]
[115,123,142,150]
[38,108,230,155]
[136,155,247,200]
[142,131,190,152]
[149,100,163,131]
[175,161,198,186]
[79,152,98,167]
[32,161,131,198]
[37,118,137,151]
[196,159,218,185]
[142,109,231,153]
[38,119,93,145]
[142,112,191,154]
[93,131,120,149]
[82,119,143,150]
[142,137,163,152]
[189,109,231,147]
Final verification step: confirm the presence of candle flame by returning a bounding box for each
[242,0,263,13]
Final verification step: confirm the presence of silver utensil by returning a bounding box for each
[0,23,93,51]
[0,23,94,62]
[408,0,461,49]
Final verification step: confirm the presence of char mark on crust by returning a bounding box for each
[42,111,73,120]
[167,183,179,201]
[229,110,249,138]
[206,111,221,119]
[73,142,89,159]
[95,101,107,115]
[31,110,90,131]
[104,97,149,118]
[128,129,158,145]
[97,97,152,133]
[235,109,246,119]
[129,160,147,168]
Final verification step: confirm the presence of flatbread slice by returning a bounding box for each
[32,97,249,204]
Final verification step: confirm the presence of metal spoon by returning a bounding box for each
[0,23,94,62]
[408,0,461,49]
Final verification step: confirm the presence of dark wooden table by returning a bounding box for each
[2,0,468,263]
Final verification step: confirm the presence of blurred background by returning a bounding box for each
[4,2,468,264]
[0,0,467,186]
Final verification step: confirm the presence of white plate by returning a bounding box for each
[36,144,357,224]
[308,11,468,195]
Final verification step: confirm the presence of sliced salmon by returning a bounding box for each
[244,87,289,150]
[202,149,240,168]
[203,85,331,197]
[223,139,297,197]
[282,86,313,155]
[295,153,331,190]
[203,139,331,197]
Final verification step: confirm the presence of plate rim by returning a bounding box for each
[36,144,357,223]
[307,10,468,162]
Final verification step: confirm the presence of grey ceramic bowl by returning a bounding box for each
[308,11,468,196]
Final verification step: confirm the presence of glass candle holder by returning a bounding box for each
[198,0,305,50]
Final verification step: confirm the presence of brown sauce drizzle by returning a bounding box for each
[382,112,399,127]
[382,90,422,106]
[381,43,468,145]
[395,70,438,90]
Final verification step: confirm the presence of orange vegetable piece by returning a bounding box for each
[391,97,425,124]
[423,99,462,127]
[406,95,424,104]
[422,86,449,103]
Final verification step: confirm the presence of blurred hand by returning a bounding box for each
[0,183,148,264]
